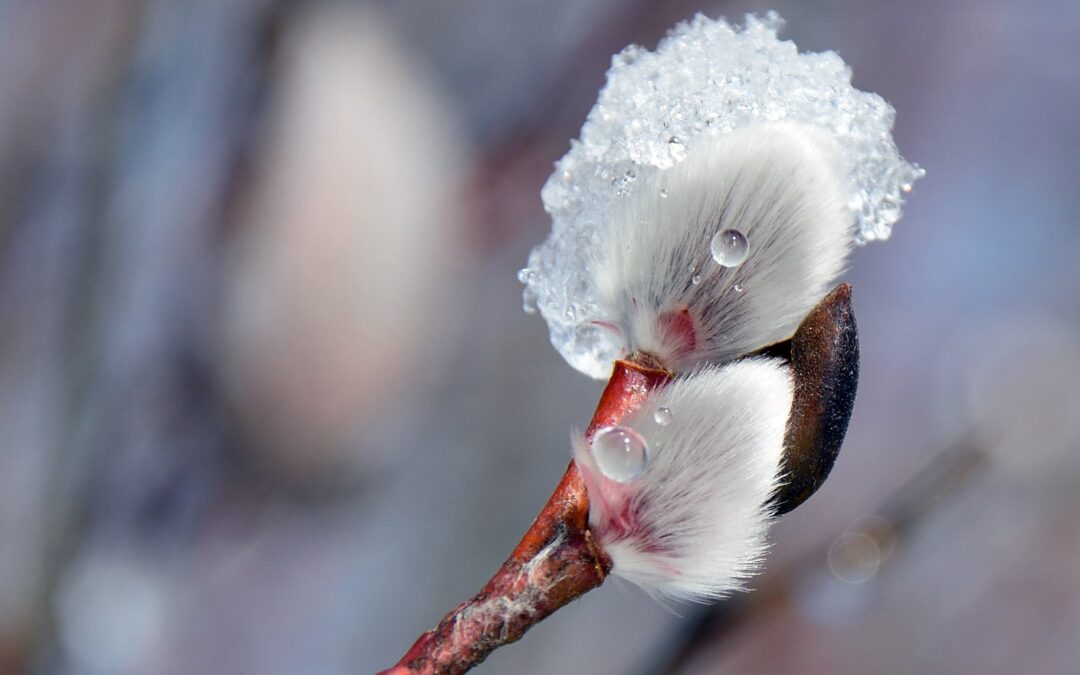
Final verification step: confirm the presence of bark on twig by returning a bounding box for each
[380,359,670,675]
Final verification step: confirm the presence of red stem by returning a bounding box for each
[380,359,671,675]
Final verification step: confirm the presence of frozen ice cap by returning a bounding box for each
[521,12,923,380]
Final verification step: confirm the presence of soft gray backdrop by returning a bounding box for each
[1,1,1079,673]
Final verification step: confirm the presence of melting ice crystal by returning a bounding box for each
[522,13,924,379]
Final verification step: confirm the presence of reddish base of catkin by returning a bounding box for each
[380,359,670,675]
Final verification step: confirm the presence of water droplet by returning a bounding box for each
[653,407,673,426]
[591,426,648,482]
[691,274,702,285]
[565,307,577,321]
[711,229,749,268]
[734,282,744,293]
[517,267,533,284]
[659,189,669,199]
[522,294,537,314]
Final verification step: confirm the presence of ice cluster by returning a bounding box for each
[521,12,924,379]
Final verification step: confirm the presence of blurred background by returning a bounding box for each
[1,0,1079,673]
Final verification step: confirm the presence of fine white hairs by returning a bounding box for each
[591,123,853,372]
[573,359,793,600]
[522,13,923,379]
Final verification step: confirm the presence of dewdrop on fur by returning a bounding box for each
[653,406,673,426]
[591,426,648,482]
[710,229,749,268]
[573,359,793,600]
[522,12,924,379]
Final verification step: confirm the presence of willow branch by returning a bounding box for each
[379,359,671,675]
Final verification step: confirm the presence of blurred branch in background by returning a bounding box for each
[1,0,470,671]
[648,434,989,675]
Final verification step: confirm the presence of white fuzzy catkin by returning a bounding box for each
[573,359,793,600]
[591,123,853,372]
[523,13,923,379]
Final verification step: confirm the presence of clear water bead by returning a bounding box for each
[653,406,673,426]
[691,274,702,285]
[711,229,749,268]
[734,282,744,293]
[591,425,648,482]
[522,290,538,314]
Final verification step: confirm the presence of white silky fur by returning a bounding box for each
[592,123,853,372]
[573,359,793,601]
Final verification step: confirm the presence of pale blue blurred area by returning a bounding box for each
[1,1,1078,674]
